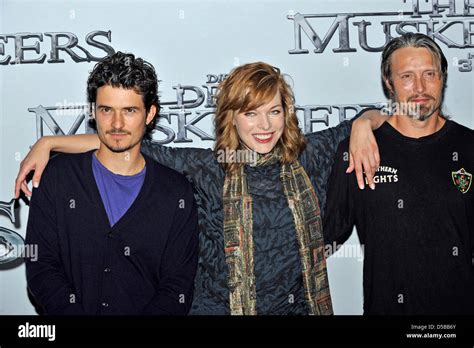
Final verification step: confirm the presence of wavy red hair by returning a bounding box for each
[214,62,306,173]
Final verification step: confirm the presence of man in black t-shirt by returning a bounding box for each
[324,33,474,315]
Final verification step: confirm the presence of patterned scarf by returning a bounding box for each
[223,151,333,315]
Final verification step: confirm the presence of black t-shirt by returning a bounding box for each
[323,119,474,315]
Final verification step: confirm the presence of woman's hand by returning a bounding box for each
[15,137,52,198]
[14,133,100,198]
[348,110,387,190]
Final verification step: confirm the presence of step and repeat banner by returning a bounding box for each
[0,0,473,315]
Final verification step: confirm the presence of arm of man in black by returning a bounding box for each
[25,164,85,315]
[142,181,199,315]
[322,139,357,250]
[301,108,384,216]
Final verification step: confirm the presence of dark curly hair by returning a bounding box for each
[87,51,160,140]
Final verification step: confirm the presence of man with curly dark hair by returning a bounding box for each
[25,52,199,315]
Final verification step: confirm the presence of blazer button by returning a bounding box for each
[104,267,111,273]
[102,302,109,308]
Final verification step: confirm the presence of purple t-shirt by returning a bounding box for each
[92,153,146,226]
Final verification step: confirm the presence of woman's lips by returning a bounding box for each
[253,133,274,143]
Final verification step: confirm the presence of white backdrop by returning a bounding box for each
[0,0,473,314]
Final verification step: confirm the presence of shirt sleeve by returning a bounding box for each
[142,180,199,315]
[322,139,356,249]
[301,108,376,215]
[25,165,85,315]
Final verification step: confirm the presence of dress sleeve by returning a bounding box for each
[140,140,224,188]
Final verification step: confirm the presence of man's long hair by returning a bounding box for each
[381,33,448,99]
